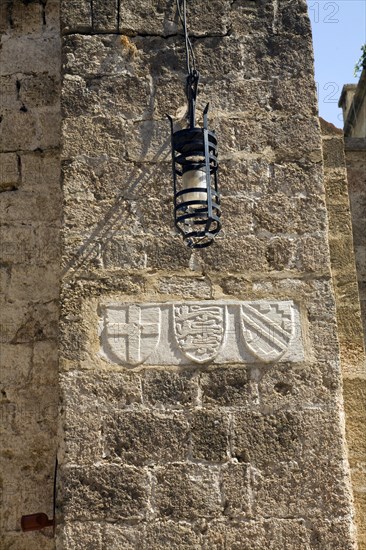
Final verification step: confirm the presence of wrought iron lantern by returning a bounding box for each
[168,0,222,249]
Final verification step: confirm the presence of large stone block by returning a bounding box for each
[61,0,92,33]
[19,75,59,108]
[0,153,19,191]
[63,522,102,550]
[125,120,171,162]
[271,116,322,161]
[0,75,20,110]
[38,109,61,149]
[62,34,139,78]
[212,115,271,158]
[205,518,310,549]
[154,463,222,520]
[253,192,327,235]
[0,191,60,226]
[102,523,142,549]
[103,410,189,465]
[20,151,61,191]
[270,77,318,117]
[0,343,33,389]
[219,157,272,198]
[232,409,351,518]
[61,115,127,160]
[144,520,201,549]
[1,534,55,550]
[205,516,356,549]
[61,370,142,411]
[157,276,212,299]
[0,36,61,76]
[8,264,59,302]
[343,379,366,464]
[257,361,340,412]
[61,156,170,204]
[0,110,38,151]
[119,0,231,37]
[322,137,346,168]
[328,237,357,272]
[191,410,229,462]
[221,463,251,518]
[276,0,312,36]
[92,0,118,32]
[199,79,272,117]
[271,162,324,197]
[305,518,358,550]
[200,367,251,407]
[62,73,152,120]
[62,407,103,465]
[62,464,148,521]
[142,369,198,408]
[0,0,44,35]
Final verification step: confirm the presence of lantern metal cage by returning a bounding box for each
[168,72,222,249]
[167,0,222,249]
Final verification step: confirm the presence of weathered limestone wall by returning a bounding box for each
[0,1,61,548]
[57,1,358,548]
[345,138,366,345]
[321,118,366,550]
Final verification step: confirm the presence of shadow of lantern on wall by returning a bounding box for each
[167,0,222,249]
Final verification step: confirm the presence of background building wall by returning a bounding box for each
[345,137,366,344]
[58,0,358,548]
[339,69,366,345]
[0,1,61,548]
[321,118,366,550]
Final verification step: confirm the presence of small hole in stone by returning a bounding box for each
[274,382,292,396]
[233,451,248,463]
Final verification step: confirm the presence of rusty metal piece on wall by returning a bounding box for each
[21,512,54,532]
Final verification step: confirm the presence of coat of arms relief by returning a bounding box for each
[99,301,303,367]
[173,304,225,363]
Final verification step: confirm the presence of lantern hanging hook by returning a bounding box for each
[176,0,199,127]
[176,0,196,76]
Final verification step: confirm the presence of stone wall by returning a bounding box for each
[321,118,366,550]
[345,138,366,345]
[58,0,358,548]
[0,1,61,548]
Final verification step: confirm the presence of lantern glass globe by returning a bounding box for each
[182,168,207,206]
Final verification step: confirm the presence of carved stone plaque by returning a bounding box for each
[103,304,161,366]
[241,302,295,363]
[173,304,225,363]
[99,300,304,367]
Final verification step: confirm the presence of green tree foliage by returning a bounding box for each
[354,44,366,77]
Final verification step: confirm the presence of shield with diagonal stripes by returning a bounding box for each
[241,301,295,363]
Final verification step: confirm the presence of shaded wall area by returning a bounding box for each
[345,138,366,346]
[0,1,61,548]
[321,118,366,549]
[339,68,366,345]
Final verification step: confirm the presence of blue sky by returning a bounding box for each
[307,0,366,127]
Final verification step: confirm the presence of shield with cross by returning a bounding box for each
[240,301,295,363]
[103,304,161,366]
